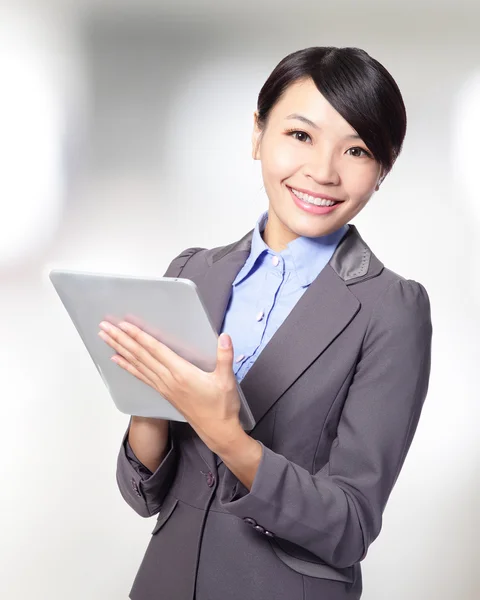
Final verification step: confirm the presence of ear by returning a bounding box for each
[251,111,262,160]
[376,167,385,190]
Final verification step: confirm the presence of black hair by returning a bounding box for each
[256,47,407,178]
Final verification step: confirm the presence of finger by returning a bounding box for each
[98,329,169,385]
[99,322,172,379]
[111,354,159,389]
[116,321,196,376]
[215,333,236,392]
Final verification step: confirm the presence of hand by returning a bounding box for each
[98,320,242,450]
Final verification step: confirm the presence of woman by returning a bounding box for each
[99,46,432,600]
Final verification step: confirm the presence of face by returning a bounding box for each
[252,77,384,250]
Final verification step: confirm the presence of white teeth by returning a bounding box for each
[291,188,337,207]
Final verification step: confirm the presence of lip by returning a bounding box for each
[288,187,342,216]
[286,185,344,203]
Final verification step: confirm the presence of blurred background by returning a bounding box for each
[1,0,479,598]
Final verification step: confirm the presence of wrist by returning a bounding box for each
[131,415,169,434]
[214,427,263,491]
[212,425,257,461]
[200,419,245,456]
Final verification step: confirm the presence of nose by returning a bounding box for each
[303,150,340,186]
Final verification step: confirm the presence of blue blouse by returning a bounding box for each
[220,211,348,382]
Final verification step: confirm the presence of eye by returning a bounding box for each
[347,147,372,158]
[285,129,312,143]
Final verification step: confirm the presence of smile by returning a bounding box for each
[287,186,343,216]
[289,187,342,207]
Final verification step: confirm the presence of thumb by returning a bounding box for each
[216,333,234,379]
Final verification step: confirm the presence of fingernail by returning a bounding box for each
[219,334,230,349]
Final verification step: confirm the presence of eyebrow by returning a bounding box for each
[285,113,361,140]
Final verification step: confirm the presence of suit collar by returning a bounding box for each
[231,211,349,288]
[210,222,384,285]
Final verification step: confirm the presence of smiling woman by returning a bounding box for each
[112,47,432,600]
[251,47,406,248]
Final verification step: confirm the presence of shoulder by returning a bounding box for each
[162,229,254,278]
[162,246,207,277]
[373,270,431,324]
[339,225,431,321]
[337,226,432,343]
[162,242,234,277]
[358,266,432,359]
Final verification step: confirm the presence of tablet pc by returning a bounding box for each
[49,269,256,431]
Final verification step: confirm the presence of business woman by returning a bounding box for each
[99,46,432,600]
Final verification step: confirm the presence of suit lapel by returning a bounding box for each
[196,251,250,334]
[237,224,384,434]
[188,229,254,332]
[182,234,253,470]
[238,265,360,429]
[184,225,382,470]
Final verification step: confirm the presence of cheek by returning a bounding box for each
[343,169,378,200]
[345,189,375,220]
[261,140,302,182]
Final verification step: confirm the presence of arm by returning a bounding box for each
[217,279,433,568]
[116,417,178,517]
[127,416,170,473]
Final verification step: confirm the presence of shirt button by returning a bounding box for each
[271,255,280,267]
[236,354,245,363]
[256,310,264,321]
[206,472,215,487]
[254,525,266,534]
[243,517,257,526]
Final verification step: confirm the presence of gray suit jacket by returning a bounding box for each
[116,224,432,600]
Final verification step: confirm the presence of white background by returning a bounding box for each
[0,1,478,598]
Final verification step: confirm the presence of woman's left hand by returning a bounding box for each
[98,320,243,452]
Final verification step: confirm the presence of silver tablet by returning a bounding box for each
[49,269,256,431]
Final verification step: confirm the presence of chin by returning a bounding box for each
[282,211,348,239]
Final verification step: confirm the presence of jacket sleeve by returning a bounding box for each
[115,246,204,517]
[218,278,433,568]
[116,419,178,517]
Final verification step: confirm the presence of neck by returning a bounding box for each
[262,210,299,252]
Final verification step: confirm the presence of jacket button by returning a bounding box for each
[206,472,215,487]
[254,525,265,534]
[131,478,141,498]
[243,517,257,526]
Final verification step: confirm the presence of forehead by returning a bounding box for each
[268,77,354,133]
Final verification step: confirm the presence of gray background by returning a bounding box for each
[0,0,478,598]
